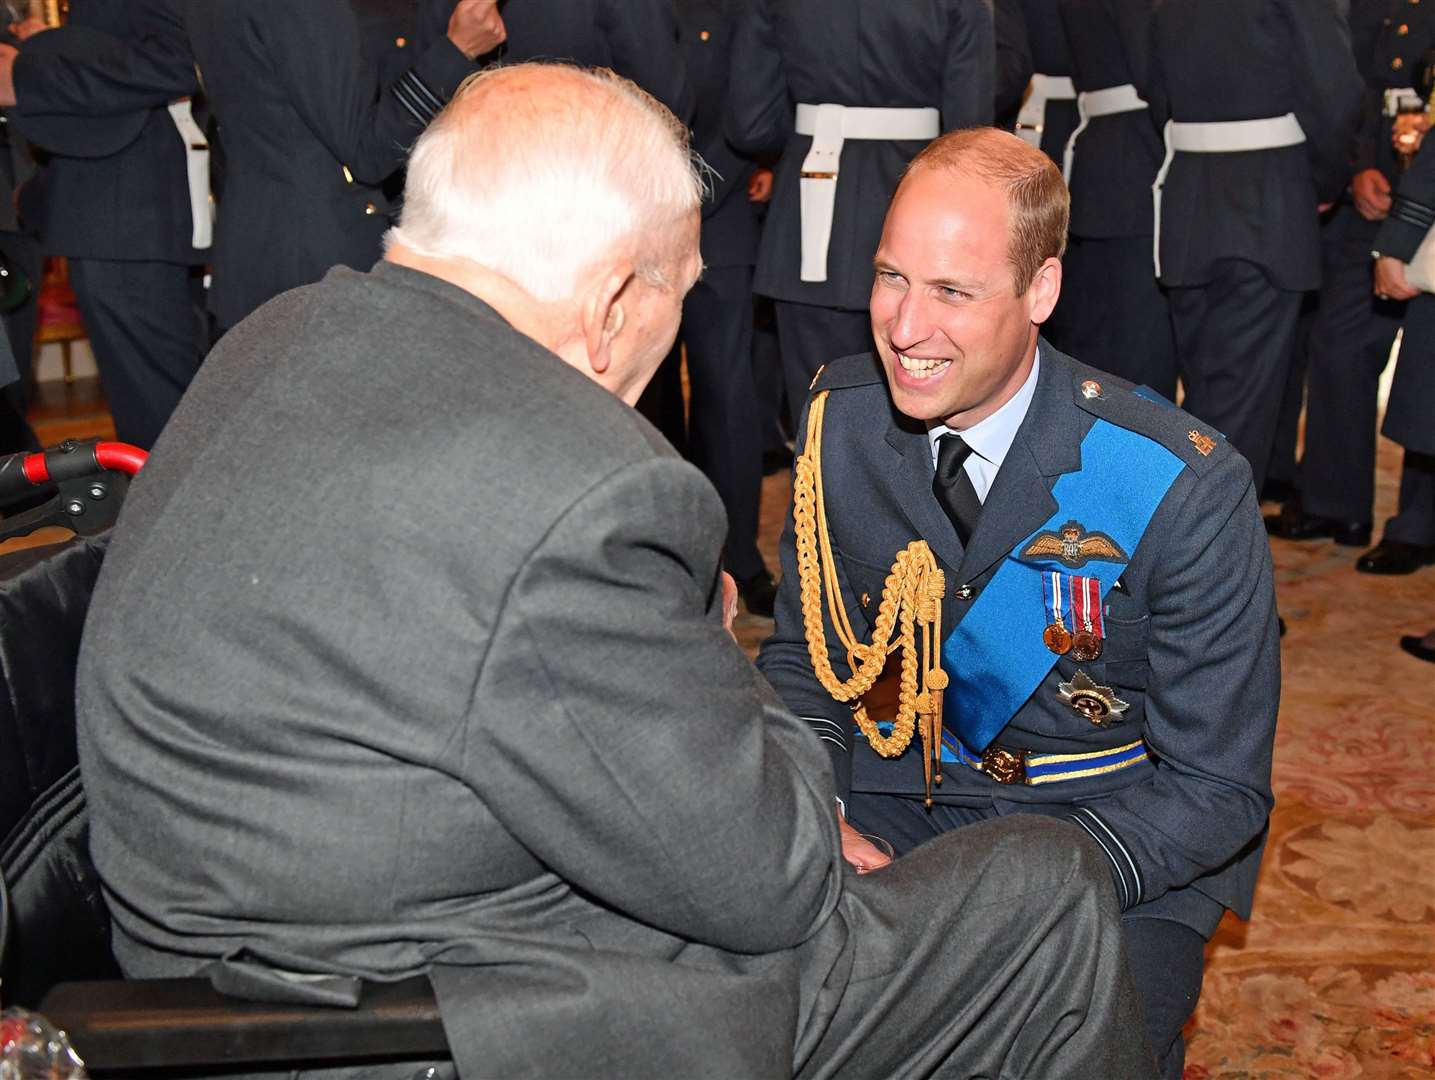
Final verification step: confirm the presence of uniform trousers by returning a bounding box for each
[680,266,766,582]
[68,258,207,450]
[0,230,42,454]
[1167,259,1304,494]
[1057,235,1178,401]
[849,792,1201,1080]
[772,299,873,432]
[1385,451,1435,545]
[1298,207,1404,524]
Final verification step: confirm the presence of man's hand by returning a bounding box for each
[8,18,47,42]
[838,814,893,874]
[747,167,773,204]
[1374,255,1420,302]
[1393,112,1431,157]
[1352,168,1393,222]
[0,43,16,108]
[720,570,739,641]
[448,0,506,61]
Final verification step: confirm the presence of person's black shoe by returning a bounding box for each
[1264,505,1371,547]
[737,571,778,618]
[1355,539,1435,575]
[1279,617,1286,638]
[1399,634,1435,663]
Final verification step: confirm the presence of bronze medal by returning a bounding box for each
[1070,630,1102,662]
[1043,622,1073,654]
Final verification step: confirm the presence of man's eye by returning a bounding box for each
[877,270,905,285]
[938,286,969,300]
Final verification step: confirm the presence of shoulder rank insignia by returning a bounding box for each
[1187,429,1216,457]
[1023,520,1129,568]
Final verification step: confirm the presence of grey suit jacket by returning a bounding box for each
[76,262,852,1076]
[758,345,1280,936]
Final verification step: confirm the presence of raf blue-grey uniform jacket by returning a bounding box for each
[758,344,1280,935]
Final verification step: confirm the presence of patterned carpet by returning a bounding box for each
[735,430,1435,1078]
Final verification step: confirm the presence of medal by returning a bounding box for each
[1057,671,1130,725]
[1042,571,1072,655]
[1069,575,1104,661]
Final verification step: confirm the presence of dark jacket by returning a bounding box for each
[11,0,201,265]
[1375,137,1435,454]
[759,346,1280,936]
[727,0,996,311]
[1350,0,1435,185]
[678,0,761,268]
[182,0,476,328]
[1148,0,1364,289]
[1059,0,1163,240]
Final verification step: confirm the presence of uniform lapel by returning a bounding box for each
[881,414,966,576]
[955,348,1088,586]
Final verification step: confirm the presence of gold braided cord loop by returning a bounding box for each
[794,392,948,801]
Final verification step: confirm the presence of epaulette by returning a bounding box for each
[1067,367,1230,477]
[808,352,886,393]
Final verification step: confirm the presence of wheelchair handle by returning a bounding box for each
[0,440,147,503]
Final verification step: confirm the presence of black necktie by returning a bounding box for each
[933,434,983,546]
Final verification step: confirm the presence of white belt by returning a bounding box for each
[1015,74,1076,149]
[167,99,213,250]
[794,103,940,282]
[1151,113,1306,277]
[1061,83,1149,183]
[1384,87,1422,118]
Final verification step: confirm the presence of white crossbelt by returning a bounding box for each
[1151,113,1306,278]
[166,99,213,250]
[1061,83,1148,183]
[794,103,941,282]
[1015,74,1076,149]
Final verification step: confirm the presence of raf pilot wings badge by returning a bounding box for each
[1023,519,1129,569]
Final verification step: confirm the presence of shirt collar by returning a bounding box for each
[926,347,1042,468]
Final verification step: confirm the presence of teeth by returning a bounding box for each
[897,353,951,379]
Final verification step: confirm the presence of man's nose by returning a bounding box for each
[888,290,933,352]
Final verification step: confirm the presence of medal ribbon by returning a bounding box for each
[940,419,1186,753]
[1044,571,1067,628]
[1074,575,1103,636]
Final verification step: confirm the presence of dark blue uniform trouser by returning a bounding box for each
[1167,259,1304,495]
[772,299,873,433]
[1298,207,1405,525]
[68,257,206,451]
[1056,234,1179,402]
[848,792,1205,1080]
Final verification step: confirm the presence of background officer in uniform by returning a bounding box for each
[1055,0,1175,399]
[0,65,38,455]
[639,0,776,615]
[726,0,995,432]
[1268,0,1435,553]
[1148,0,1362,496]
[1362,129,1435,574]
[0,1,206,450]
[758,129,1279,1079]
[182,0,503,336]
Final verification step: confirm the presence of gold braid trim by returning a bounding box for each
[794,391,949,804]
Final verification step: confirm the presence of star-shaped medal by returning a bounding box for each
[1057,671,1130,726]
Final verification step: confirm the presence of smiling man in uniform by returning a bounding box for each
[759,127,1280,1080]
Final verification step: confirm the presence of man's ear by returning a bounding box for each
[581,259,636,376]
[1026,257,1064,325]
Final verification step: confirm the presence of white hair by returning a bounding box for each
[387,64,705,302]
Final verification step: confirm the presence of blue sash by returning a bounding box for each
[941,419,1185,751]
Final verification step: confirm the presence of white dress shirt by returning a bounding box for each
[926,349,1041,502]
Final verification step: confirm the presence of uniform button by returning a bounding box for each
[1399,23,1411,34]
[342,164,354,184]
[699,29,711,41]
[954,584,976,601]
[1393,57,1405,69]
[364,202,378,215]
[395,36,407,48]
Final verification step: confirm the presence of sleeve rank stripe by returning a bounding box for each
[1070,812,1130,909]
[403,70,445,114]
[1390,196,1435,231]
[815,734,847,751]
[1076,807,1142,907]
[392,76,437,124]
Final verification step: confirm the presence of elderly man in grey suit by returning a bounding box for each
[76,64,1152,1079]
